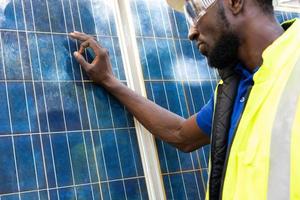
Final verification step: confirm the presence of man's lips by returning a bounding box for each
[197,41,204,47]
[197,41,207,55]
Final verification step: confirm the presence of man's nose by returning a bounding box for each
[188,26,199,41]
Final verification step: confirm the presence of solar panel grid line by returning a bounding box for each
[158,7,187,123]
[157,3,204,199]
[22,1,51,198]
[143,1,192,199]
[68,0,107,199]
[0,127,136,138]
[94,5,131,188]
[0,80,125,83]
[120,128,143,198]
[59,2,97,200]
[0,25,22,200]
[82,1,137,198]
[18,1,45,199]
[112,79,144,197]
[0,133,98,192]
[0,176,146,199]
[56,1,96,199]
[46,136,60,199]
[124,128,144,199]
[90,87,112,199]
[97,1,121,79]
[29,2,54,188]
[29,1,62,195]
[106,98,130,200]
[12,1,32,133]
[71,0,88,81]
[43,0,79,199]
[161,168,207,175]
[65,3,105,199]
[132,1,174,198]
[104,104,145,197]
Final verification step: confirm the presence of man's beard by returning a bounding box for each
[206,4,240,70]
[207,32,240,70]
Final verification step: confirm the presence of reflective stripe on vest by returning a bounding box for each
[291,98,300,199]
[268,57,300,200]
[221,18,300,200]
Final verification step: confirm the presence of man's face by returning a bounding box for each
[188,1,240,69]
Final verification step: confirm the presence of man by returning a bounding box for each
[70,0,300,199]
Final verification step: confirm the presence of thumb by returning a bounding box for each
[74,51,89,70]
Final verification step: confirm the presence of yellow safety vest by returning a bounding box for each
[222,18,300,200]
[207,18,300,200]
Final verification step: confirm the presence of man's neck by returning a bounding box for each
[238,15,284,71]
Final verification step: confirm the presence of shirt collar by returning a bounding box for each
[234,63,259,79]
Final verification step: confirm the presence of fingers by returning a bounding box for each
[78,39,101,55]
[79,40,89,54]
[70,31,101,56]
[69,31,90,42]
[73,51,90,71]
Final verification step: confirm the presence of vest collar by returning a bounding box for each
[255,18,300,84]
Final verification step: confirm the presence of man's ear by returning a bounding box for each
[227,0,244,15]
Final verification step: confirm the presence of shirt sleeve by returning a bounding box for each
[196,95,214,136]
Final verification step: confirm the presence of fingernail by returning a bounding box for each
[74,51,78,57]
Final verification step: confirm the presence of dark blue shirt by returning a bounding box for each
[196,64,258,144]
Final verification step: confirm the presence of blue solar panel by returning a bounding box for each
[0,0,299,199]
[0,0,147,199]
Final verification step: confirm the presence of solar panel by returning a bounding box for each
[0,0,299,199]
[0,0,147,199]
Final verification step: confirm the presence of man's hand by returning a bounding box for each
[69,31,114,85]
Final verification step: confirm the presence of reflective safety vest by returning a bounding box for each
[207,18,300,200]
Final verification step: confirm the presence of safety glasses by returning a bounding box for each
[184,0,217,26]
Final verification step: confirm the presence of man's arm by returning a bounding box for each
[70,31,210,152]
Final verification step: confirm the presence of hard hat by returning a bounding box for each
[165,0,185,12]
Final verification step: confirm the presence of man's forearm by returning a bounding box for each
[101,76,185,144]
